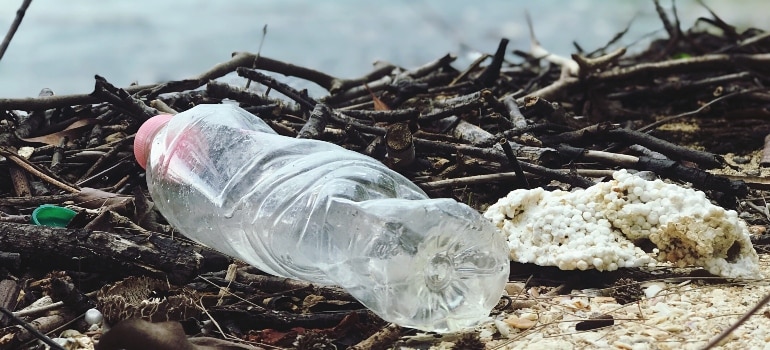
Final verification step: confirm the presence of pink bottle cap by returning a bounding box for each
[134,114,174,169]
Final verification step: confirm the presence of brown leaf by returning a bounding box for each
[74,187,133,210]
[19,118,99,146]
[364,83,390,111]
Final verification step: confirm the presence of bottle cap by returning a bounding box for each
[134,114,174,169]
[31,204,77,227]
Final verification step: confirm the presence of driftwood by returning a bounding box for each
[0,222,211,284]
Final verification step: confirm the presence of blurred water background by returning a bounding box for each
[0,0,767,98]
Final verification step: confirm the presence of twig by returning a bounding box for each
[0,307,66,350]
[340,108,419,123]
[0,0,33,62]
[236,67,317,109]
[449,53,490,86]
[589,53,770,82]
[0,146,80,193]
[206,80,301,115]
[571,47,627,79]
[500,138,529,189]
[90,75,158,121]
[476,38,509,87]
[0,83,156,111]
[244,24,268,89]
[702,291,770,349]
[297,103,330,139]
[0,52,388,111]
[418,99,483,122]
[606,71,752,99]
[419,169,615,191]
[324,53,456,105]
[525,11,579,76]
[348,323,402,350]
[515,77,579,104]
[653,0,676,40]
[636,87,763,132]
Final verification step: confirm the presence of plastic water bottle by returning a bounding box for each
[133,104,509,332]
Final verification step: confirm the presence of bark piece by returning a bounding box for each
[0,222,205,284]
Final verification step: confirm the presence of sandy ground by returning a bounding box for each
[401,256,770,350]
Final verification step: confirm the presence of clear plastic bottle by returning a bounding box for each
[134,104,509,332]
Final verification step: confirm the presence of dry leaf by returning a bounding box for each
[19,119,99,146]
[364,83,390,111]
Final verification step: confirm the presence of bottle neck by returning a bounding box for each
[134,114,174,169]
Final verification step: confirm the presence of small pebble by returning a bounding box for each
[732,156,751,164]
[504,315,536,329]
[84,308,103,325]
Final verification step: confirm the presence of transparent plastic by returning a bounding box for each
[136,104,510,332]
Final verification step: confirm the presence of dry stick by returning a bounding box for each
[236,67,392,139]
[0,147,80,193]
[702,291,770,349]
[500,139,529,189]
[695,0,739,40]
[517,53,770,104]
[78,136,134,182]
[149,99,178,114]
[571,47,627,80]
[653,0,676,40]
[90,75,158,121]
[324,53,456,105]
[540,122,722,168]
[348,323,402,350]
[297,103,330,139]
[515,77,579,104]
[146,52,344,98]
[449,53,490,86]
[606,71,753,99]
[0,83,156,111]
[475,38,509,88]
[206,80,301,116]
[418,99,484,122]
[482,122,572,148]
[76,156,133,187]
[419,169,615,191]
[592,53,770,82]
[715,31,770,53]
[636,87,764,133]
[0,52,387,111]
[243,24,268,90]
[0,0,33,62]
[413,138,594,188]
[556,144,748,195]
[340,108,419,123]
[236,67,317,109]
[420,172,523,191]
[0,307,65,350]
[607,128,722,168]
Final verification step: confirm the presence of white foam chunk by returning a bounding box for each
[484,169,761,278]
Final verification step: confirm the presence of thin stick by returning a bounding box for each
[636,87,763,133]
[0,306,66,350]
[244,24,268,89]
[0,0,33,62]
[702,291,770,349]
[500,139,529,189]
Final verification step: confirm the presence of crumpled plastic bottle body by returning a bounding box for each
[144,105,510,332]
